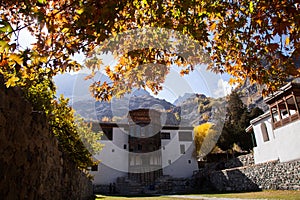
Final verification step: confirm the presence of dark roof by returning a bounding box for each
[264,82,300,105]
[245,111,271,133]
[250,112,270,125]
[94,122,193,130]
[129,108,161,113]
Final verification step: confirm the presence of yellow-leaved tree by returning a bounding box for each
[193,122,219,160]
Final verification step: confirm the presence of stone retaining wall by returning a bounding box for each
[224,153,255,169]
[197,154,300,192]
[0,78,93,199]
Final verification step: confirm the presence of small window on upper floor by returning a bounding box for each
[91,164,98,171]
[161,132,171,139]
[138,144,142,151]
[129,126,135,137]
[178,131,193,141]
[296,96,300,111]
[180,144,185,154]
[271,106,278,122]
[261,122,269,142]
[286,96,298,115]
[101,127,113,140]
[251,132,257,147]
[141,127,146,137]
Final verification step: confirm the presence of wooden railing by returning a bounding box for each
[273,114,300,129]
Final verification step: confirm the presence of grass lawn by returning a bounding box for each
[94,195,172,200]
[199,190,300,199]
[95,190,300,200]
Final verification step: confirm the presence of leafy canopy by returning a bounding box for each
[1,0,298,171]
[0,0,300,99]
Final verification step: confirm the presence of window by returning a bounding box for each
[129,156,134,166]
[129,126,134,137]
[261,122,269,142]
[154,156,159,165]
[136,156,142,165]
[161,132,171,139]
[296,96,300,111]
[180,144,185,154]
[271,105,282,129]
[178,131,193,141]
[286,96,299,121]
[251,132,257,147]
[138,144,142,151]
[286,97,297,115]
[141,127,145,137]
[91,164,98,171]
[112,149,115,152]
[278,100,288,120]
[101,127,113,140]
[148,125,153,137]
[271,106,279,122]
[150,156,160,165]
[142,156,150,165]
[123,144,127,149]
[150,156,154,165]
[136,126,141,137]
[270,93,300,129]
[188,160,191,164]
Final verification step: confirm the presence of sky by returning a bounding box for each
[74,52,234,102]
[15,27,234,103]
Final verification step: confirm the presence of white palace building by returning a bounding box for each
[246,82,300,164]
[90,109,198,187]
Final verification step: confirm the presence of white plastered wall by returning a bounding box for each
[161,129,198,178]
[274,120,300,162]
[92,127,128,184]
[252,116,279,164]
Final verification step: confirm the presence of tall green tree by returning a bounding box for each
[218,91,263,151]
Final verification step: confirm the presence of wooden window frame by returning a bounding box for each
[270,93,300,129]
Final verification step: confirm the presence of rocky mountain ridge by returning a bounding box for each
[54,74,266,126]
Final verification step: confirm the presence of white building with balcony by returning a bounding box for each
[246,83,300,164]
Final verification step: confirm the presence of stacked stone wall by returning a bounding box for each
[196,154,300,192]
[0,78,93,199]
[224,153,255,168]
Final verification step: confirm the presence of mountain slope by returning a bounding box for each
[236,79,268,112]
[54,73,266,126]
[54,73,182,124]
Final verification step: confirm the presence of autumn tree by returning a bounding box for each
[0,0,299,168]
[24,73,102,169]
[1,0,299,98]
[194,122,219,160]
